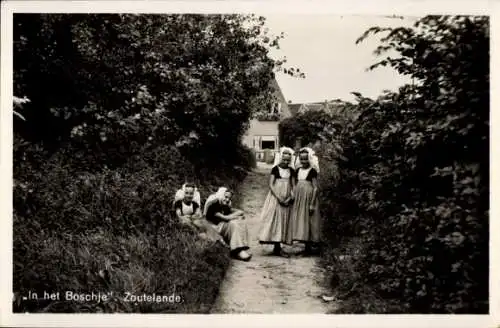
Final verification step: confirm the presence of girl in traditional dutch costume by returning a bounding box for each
[258,147,296,256]
[287,147,321,255]
[204,187,252,261]
[173,183,225,244]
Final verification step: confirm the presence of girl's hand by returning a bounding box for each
[228,212,244,220]
[234,209,244,216]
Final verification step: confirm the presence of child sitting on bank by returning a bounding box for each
[173,183,227,246]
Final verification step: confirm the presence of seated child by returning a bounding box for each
[173,183,227,246]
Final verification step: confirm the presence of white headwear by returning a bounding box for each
[273,147,295,168]
[203,187,231,216]
[299,147,320,173]
[215,187,229,201]
[174,183,201,206]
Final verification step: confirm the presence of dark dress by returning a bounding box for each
[206,201,232,224]
[286,167,321,244]
[204,200,249,253]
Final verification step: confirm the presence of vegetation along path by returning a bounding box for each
[211,163,337,314]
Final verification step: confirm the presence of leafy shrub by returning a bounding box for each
[14,14,303,162]
[279,110,335,147]
[13,140,252,312]
[316,16,489,313]
[254,112,280,121]
[12,13,304,313]
[233,144,257,170]
[278,101,357,149]
[13,226,229,313]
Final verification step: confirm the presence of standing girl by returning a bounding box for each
[287,147,321,255]
[258,147,296,256]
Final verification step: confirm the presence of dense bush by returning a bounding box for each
[14,14,303,164]
[12,13,298,313]
[318,16,488,313]
[279,110,336,147]
[279,101,356,149]
[13,139,254,313]
[14,143,239,237]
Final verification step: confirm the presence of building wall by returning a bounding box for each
[242,79,290,162]
[242,119,279,150]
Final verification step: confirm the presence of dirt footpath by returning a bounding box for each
[210,163,337,314]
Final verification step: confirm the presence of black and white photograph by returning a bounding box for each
[1,0,496,327]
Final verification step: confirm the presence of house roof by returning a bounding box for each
[268,78,293,119]
[251,78,292,121]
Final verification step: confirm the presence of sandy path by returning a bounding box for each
[211,163,337,314]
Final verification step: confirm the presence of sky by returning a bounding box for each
[263,15,420,104]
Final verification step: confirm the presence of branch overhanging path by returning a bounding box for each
[211,163,337,314]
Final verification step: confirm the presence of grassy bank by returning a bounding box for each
[13,143,255,313]
[12,13,281,314]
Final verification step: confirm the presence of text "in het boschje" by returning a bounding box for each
[22,291,183,303]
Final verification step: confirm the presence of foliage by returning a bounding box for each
[13,96,30,121]
[318,15,488,313]
[13,139,251,313]
[278,103,353,149]
[13,226,230,313]
[12,13,296,312]
[233,144,257,170]
[254,112,281,121]
[13,13,303,163]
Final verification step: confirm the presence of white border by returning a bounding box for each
[1,1,498,327]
